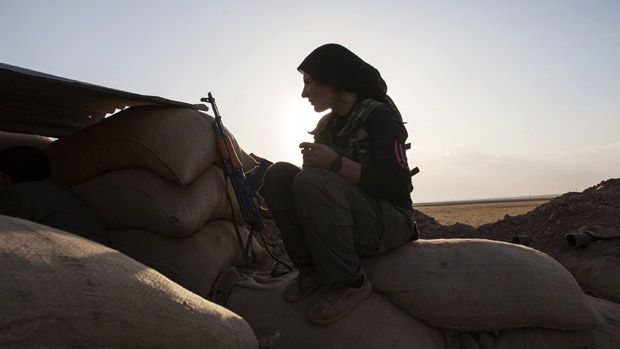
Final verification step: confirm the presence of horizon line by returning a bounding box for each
[414,193,559,207]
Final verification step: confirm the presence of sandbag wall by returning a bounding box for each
[226,275,446,349]
[223,239,616,349]
[0,130,53,150]
[45,105,263,298]
[362,239,612,349]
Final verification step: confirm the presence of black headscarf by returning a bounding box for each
[298,43,400,116]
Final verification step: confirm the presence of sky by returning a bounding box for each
[1,0,619,203]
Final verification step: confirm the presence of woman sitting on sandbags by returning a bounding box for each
[260,43,419,326]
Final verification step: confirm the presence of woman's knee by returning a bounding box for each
[260,162,300,198]
[292,168,338,199]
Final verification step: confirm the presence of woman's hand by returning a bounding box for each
[299,142,362,183]
[299,142,337,169]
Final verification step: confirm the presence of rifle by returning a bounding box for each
[201,92,263,262]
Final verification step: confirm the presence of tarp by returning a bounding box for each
[0,62,204,138]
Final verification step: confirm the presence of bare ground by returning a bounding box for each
[415,199,550,228]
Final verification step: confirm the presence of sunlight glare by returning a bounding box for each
[279,99,322,165]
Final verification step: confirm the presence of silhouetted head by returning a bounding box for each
[298,43,388,101]
[0,145,51,185]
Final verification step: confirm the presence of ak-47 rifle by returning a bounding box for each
[201,92,263,261]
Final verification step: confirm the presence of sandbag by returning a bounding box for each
[0,179,109,245]
[363,239,602,332]
[0,130,53,150]
[0,215,257,349]
[433,179,620,306]
[45,105,258,186]
[108,220,264,298]
[225,274,445,349]
[488,327,609,349]
[588,296,620,348]
[558,241,620,304]
[442,327,609,349]
[73,166,243,236]
[443,295,619,349]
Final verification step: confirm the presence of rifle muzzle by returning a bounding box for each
[566,232,595,248]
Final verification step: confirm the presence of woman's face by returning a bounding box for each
[301,73,336,113]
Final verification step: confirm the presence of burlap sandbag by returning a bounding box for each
[588,296,620,348]
[0,130,53,150]
[554,238,620,304]
[442,327,609,349]
[443,296,619,349]
[488,327,609,349]
[224,274,445,349]
[363,239,602,332]
[0,215,257,349]
[73,166,243,236]
[45,105,258,186]
[108,220,264,298]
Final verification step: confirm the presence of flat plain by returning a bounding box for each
[414,199,551,228]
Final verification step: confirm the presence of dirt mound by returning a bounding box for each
[479,178,619,243]
[420,178,620,243]
[412,209,476,238]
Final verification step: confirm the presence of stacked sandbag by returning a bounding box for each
[0,130,53,150]
[551,225,620,307]
[222,272,445,349]
[108,220,262,297]
[441,295,620,348]
[45,105,257,186]
[72,167,244,236]
[442,327,608,349]
[221,238,611,348]
[588,296,620,348]
[363,239,612,349]
[0,215,257,348]
[44,105,262,298]
[430,179,620,304]
[362,239,609,347]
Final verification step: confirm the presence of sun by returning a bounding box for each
[279,99,322,164]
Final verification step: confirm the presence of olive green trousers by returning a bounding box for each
[260,162,418,287]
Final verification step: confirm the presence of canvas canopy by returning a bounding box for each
[0,62,204,138]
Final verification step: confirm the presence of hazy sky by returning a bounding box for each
[1,1,619,202]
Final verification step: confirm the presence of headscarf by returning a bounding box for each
[298,43,400,117]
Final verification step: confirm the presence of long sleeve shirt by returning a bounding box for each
[332,104,414,209]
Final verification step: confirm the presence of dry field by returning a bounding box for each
[415,199,551,228]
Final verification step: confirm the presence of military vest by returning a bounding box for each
[310,99,386,166]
